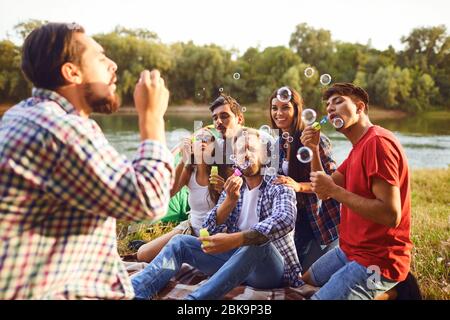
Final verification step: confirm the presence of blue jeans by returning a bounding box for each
[309,247,398,300]
[131,234,285,300]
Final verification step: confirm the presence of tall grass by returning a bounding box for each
[409,169,449,299]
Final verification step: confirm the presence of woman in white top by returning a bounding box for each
[137,127,226,262]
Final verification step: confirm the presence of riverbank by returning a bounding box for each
[116,103,408,120]
[117,168,450,300]
[0,102,443,121]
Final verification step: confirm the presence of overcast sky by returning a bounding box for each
[1,0,449,53]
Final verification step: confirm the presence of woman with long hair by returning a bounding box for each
[268,86,340,271]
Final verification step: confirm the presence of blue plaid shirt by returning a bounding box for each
[203,176,303,287]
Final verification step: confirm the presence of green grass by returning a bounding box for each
[409,168,450,300]
[117,168,450,300]
[422,110,450,120]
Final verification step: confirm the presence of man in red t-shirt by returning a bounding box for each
[300,83,412,300]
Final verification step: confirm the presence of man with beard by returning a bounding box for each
[131,128,303,300]
[0,23,173,299]
[207,94,244,191]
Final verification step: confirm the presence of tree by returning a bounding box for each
[289,23,334,74]
[14,19,48,40]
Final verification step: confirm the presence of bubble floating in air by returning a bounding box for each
[304,67,314,78]
[301,109,317,126]
[276,86,292,103]
[320,74,332,86]
[296,147,313,163]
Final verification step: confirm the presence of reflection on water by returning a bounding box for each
[93,112,450,169]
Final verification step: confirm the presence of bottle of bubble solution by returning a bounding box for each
[209,165,218,184]
[199,228,210,246]
[296,109,344,163]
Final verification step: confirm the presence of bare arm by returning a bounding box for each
[170,162,190,197]
[312,172,401,227]
[215,176,242,225]
[242,229,269,246]
[200,230,268,254]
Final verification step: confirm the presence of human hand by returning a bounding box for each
[300,126,320,151]
[223,175,243,202]
[199,232,242,254]
[133,69,169,119]
[310,171,336,200]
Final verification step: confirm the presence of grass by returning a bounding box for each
[409,168,449,300]
[117,168,450,300]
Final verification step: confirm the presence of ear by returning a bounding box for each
[356,100,366,114]
[237,114,244,125]
[60,62,83,85]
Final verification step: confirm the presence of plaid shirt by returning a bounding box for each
[0,89,174,299]
[203,176,303,287]
[278,134,340,245]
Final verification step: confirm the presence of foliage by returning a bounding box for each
[0,20,448,114]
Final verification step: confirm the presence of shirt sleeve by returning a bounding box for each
[202,190,240,234]
[250,185,297,242]
[47,122,174,222]
[363,136,401,188]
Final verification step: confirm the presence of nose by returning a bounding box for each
[326,103,334,114]
[109,58,118,73]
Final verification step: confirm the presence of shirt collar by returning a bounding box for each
[32,88,78,115]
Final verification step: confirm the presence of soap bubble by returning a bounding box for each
[284,143,289,149]
[282,132,290,140]
[276,86,292,103]
[288,136,294,143]
[242,106,247,112]
[332,117,344,129]
[320,74,332,86]
[304,67,314,78]
[301,109,317,126]
[219,88,224,92]
[233,73,241,80]
[259,125,272,136]
[296,147,313,163]
[266,167,277,176]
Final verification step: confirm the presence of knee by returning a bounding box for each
[239,243,270,258]
[167,234,198,249]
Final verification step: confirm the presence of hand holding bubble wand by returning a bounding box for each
[296,108,344,163]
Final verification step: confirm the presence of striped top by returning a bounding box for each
[0,88,174,299]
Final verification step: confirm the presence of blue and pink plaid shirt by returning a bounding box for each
[0,88,174,299]
[203,176,303,287]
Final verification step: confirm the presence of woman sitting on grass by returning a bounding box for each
[137,127,226,262]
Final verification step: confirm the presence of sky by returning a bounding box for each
[1,0,449,53]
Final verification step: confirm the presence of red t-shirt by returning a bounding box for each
[338,125,412,281]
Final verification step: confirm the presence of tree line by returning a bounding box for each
[0,19,449,113]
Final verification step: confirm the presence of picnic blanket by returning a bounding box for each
[122,255,318,300]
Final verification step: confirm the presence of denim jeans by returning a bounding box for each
[131,234,285,300]
[296,237,339,272]
[309,247,398,300]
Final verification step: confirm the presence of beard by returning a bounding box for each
[83,83,121,114]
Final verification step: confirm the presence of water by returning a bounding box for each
[93,111,450,169]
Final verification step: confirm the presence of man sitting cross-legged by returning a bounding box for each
[131,128,303,300]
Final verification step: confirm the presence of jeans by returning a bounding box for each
[131,234,285,300]
[309,247,398,300]
[296,237,339,272]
